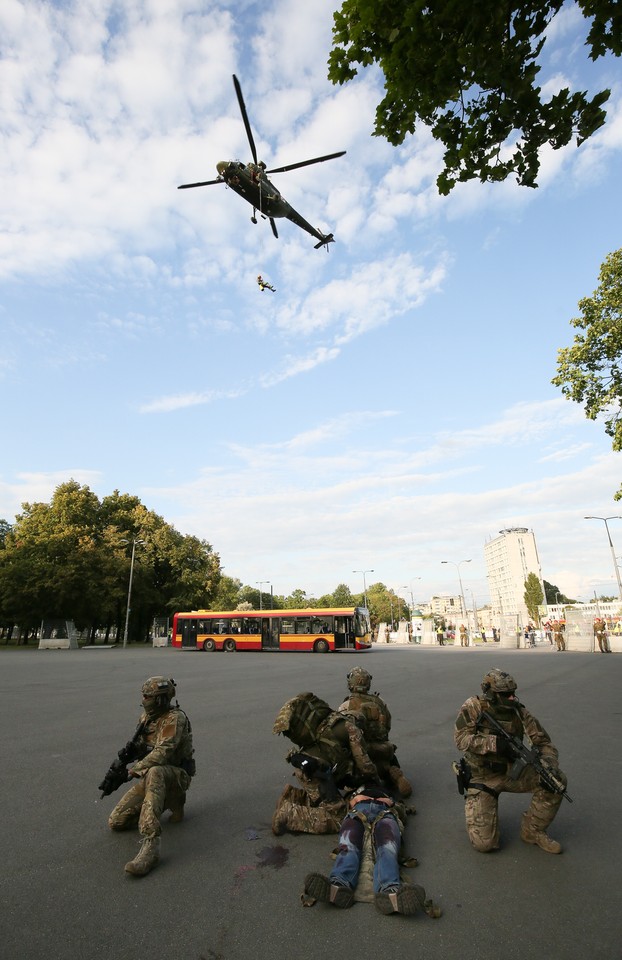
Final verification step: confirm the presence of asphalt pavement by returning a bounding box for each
[2,643,620,960]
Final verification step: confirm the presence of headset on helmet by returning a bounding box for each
[142,676,176,715]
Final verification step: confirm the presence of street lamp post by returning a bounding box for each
[584,516,622,600]
[353,569,374,611]
[402,577,421,618]
[441,559,471,624]
[256,581,271,611]
[121,538,145,648]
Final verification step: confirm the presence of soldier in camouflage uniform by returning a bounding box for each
[108,677,195,876]
[594,618,611,653]
[338,668,412,798]
[454,669,566,854]
[552,620,566,651]
[272,692,378,835]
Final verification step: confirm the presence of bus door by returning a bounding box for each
[181,618,198,649]
[262,617,280,650]
[334,616,353,650]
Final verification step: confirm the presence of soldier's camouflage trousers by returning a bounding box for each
[108,765,190,839]
[274,785,347,834]
[464,763,566,852]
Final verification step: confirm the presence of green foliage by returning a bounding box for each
[328,0,619,193]
[0,481,220,640]
[553,247,622,497]
[286,588,312,609]
[332,583,355,606]
[524,572,545,622]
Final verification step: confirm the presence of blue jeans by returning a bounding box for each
[329,801,401,893]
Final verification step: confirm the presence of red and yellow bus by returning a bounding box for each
[171,606,372,653]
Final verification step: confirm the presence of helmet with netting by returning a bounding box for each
[346,668,372,693]
[481,668,517,699]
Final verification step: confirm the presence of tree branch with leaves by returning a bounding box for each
[328,0,620,194]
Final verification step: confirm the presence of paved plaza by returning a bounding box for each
[2,644,620,960]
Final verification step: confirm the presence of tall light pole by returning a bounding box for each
[584,516,622,600]
[353,569,374,610]
[402,577,421,617]
[441,559,471,623]
[256,581,271,611]
[121,538,145,648]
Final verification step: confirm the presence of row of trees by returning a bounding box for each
[0,481,221,644]
[0,481,417,643]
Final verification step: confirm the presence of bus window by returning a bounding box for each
[281,618,295,634]
[215,619,230,634]
[296,618,311,634]
[354,608,371,637]
[312,616,332,633]
[230,619,242,634]
[244,618,259,633]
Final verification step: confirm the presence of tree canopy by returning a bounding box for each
[524,572,545,622]
[553,247,622,498]
[0,481,220,641]
[328,0,621,194]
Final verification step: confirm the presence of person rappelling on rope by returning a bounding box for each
[257,275,276,292]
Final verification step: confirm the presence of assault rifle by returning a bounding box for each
[98,720,150,798]
[479,711,573,803]
[287,751,341,802]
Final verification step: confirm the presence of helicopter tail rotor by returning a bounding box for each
[314,233,334,250]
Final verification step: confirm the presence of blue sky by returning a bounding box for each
[2,0,622,606]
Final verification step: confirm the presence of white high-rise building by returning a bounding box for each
[484,527,545,626]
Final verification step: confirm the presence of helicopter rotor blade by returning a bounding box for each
[178,179,222,189]
[232,74,258,166]
[266,151,346,175]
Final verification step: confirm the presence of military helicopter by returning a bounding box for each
[178,75,346,249]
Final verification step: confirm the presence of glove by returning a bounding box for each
[495,736,517,759]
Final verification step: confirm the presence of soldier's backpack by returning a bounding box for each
[272,692,333,747]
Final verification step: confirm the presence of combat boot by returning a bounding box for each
[520,814,562,854]
[271,805,289,836]
[304,873,354,909]
[375,883,426,916]
[124,837,161,876]
[271,785,295,836]
[388,765,413,799]
[168,799,185,823]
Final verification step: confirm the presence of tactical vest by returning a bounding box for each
[340,693,390,742]
[466,697,524,776]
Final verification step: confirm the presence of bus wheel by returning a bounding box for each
[223,638,236,652]
[314,638,329,653]
[202,638,216,652]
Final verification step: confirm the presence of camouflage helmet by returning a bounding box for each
[481,668,517,699]
[141,676,176,715]
[347,667,372,693]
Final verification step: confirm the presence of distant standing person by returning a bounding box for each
[593,618,611,653]
[552,620,565,651]
[459,624,468,647]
